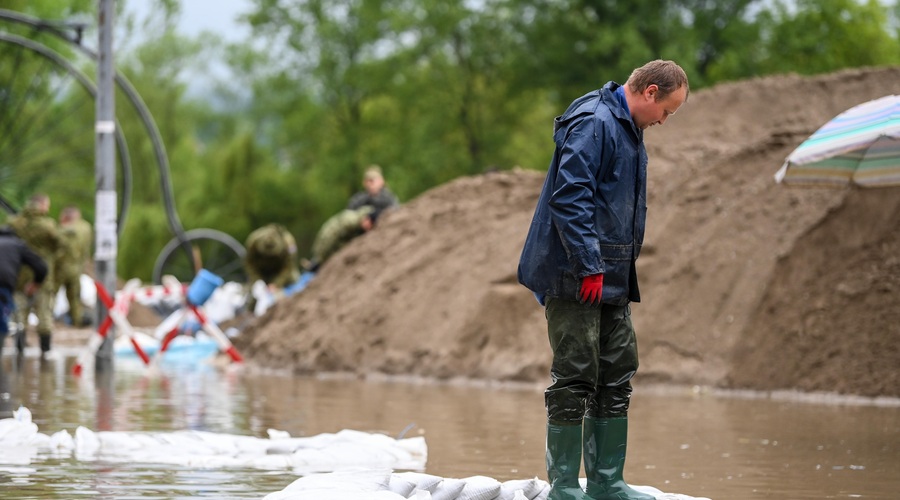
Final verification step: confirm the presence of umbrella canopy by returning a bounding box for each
[775,94,900,187]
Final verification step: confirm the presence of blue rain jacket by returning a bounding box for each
[518,82,647,306]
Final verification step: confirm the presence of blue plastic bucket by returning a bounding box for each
[186,269,224,306]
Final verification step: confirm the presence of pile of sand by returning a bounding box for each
[234,67,900,398]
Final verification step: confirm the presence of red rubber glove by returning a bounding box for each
[579,274,604,305]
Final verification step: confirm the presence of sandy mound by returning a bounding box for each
[235,66,900,398]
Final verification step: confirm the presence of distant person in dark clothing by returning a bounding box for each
[8,193,61,355]
[347,165,400,213]
[0,227,48,357]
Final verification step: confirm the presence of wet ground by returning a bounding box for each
[0,342,898,500]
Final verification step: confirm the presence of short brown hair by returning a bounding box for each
[364,164,384,181]
[626,59,689,102]
[27,193,49,210]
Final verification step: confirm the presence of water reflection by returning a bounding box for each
[0,349,898,500]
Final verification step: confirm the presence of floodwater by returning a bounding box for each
[0,347,898,500]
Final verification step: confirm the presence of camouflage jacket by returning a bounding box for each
[8,208,61,288]
[243,224,300,287]
[311,207,372,265]
[58,219,93,271]
[7,208,62,265]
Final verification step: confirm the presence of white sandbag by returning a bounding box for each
[266,468,397,500]
[388,474,418,497]
[430,478,467,500]
[267,428,291,439]
[0,419,38,446]
[393,472,443,494]
[48,430,74,452]
[533,481,550,500]
[285,469,392,492]
[265,488,407,500]
[74,426,100,457]
[633,485,712,500]
[458,475,502,500]
[499,477,549,500]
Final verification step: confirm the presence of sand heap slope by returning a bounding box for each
[235,66,900,398]
[238,171,552,383]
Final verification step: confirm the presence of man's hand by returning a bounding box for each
[24,282,40,297]
[579,274,604,305]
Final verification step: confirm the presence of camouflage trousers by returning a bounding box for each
[56,266,84,327]
[14,284,55,336]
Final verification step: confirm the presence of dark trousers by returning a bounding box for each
[0,286,13,335]
[544,298,640,423]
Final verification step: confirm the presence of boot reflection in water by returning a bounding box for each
[583,416,654,500]
[546,422,591,500]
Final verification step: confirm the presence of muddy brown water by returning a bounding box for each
[0,347,897,499]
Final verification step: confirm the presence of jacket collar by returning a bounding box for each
[600,81,643,143]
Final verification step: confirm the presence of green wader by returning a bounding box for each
[544,298,652,500]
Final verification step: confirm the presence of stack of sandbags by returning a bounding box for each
[0,407,426,472]
[263,469,714,500]
[263,469,549,500]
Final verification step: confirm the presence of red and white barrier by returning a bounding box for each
[130,281,186,307]
[73,279,150,375]
[73,274,243,376]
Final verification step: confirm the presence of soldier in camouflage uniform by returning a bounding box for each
[7,193,63,355]
[57,206,93,327]
[308,206,377,270]
[243,223,300,289]
[346,165,400,213]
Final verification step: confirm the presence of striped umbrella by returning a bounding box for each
[775,94,900,187]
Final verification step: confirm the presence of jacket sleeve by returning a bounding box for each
[346,192,366,210]
[21,244,48,284]
[548,116,605,278]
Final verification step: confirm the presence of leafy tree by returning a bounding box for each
[677,0,763,86]
[0,0,93,19]
[5,0,900,282]
[0,0,98,213]
[759,0,900,75]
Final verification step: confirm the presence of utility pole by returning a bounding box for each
[95,0,116,371]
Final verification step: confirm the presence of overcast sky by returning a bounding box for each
[121,0,256,98]
[125,0,254,41]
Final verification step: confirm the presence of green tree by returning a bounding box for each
[677,0,763,86]
[0,0,92,19]
[760,0,900,75]
[0,0,98,213]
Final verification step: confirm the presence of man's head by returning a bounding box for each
[60,205,81,224]
[27,193,50,214]
[362,165,386,195]
[623,59,689,130]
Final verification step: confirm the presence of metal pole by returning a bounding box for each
[95,0,116,371]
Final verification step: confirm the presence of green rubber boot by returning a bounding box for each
[547,422,591,500]
[583,416,655,500]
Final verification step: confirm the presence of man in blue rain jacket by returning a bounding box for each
[518,60,689,500]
